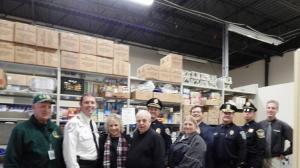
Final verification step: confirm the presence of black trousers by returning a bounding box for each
[78,159,98,168]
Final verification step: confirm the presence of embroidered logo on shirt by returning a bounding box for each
[248,128,254,133]
[240,131,246,140]
[256,129,265,139]
[52,131,60,138]
[229,130,234,135]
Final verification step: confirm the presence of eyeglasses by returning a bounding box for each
[192,111,202,113]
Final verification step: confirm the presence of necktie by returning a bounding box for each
[266,122,272,157]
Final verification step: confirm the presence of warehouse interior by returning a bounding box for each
[0,0,300,167]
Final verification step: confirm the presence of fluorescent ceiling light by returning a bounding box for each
[228,24,283,46]
[127,0,154,6]
[183,56,208,64]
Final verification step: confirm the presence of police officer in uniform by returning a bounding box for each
[242,102,265,168]
[212,102,247,168]
[4,94,65,168]
[146,98,172,153]
[63,94,99,168]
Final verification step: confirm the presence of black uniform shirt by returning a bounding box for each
[212,122,247,166]
[242,120,265,157]
[151,119,172,151]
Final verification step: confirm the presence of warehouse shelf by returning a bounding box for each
[61,68,128,80]
[182,83,256,95]
[0,90,56,97]
[0,61,57,77]
[130,99,181,106]
[130,76,181,85]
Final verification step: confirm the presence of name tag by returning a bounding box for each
[273,129,280,132]
[48,149,56,160]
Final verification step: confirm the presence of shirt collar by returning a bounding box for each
[79,112,91,124]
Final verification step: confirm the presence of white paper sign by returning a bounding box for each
[121,108,136,125]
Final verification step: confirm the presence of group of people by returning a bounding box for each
[3,93,293,168]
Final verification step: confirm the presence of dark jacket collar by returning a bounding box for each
[30,115,54,131]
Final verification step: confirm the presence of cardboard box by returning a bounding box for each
[160,53,183,70]
[170,69,182,83]
[205,99,221,106]
[208,111,220,118]
[36,27,59,49]
[80,54,97,72]
[7,73,27,86]
[153,92,182,103]
[96,57,113,74]
[96,38,114,58]
[113,60,129,76]
[36,48,59,67]
[202,112,209,124]
[14,22,36,45]
[183,105,194,115]
[233,112,245,126]
[159,67,171,82]
[168,93,182,103]
[60,32,79,52]
[208,106,220,113]
[0,19,14,42]
[0,69,7,89]
[113,43,129,62]
[79,35,97,55]
[137,64,160,80]
[14,44,36,64]
[0,41,14,62]
[131,91,153,100]
[112,92,130,99]
[207,117,219,125]
[61,51,80,69]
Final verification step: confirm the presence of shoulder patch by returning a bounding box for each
[256,129,265,139]
[240,131,246,140]
[156,128,161,134]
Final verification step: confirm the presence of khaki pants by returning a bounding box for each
[263,158,282,168]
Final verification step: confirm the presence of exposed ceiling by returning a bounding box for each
[1,0,300,68]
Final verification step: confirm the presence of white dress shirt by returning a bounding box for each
[63,112,99,168]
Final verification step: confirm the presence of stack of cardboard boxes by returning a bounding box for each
[137,53,182,83]
[159,54,182,83]
[60,32,130,76]
[0,20,59,67]
[0,19,130,77]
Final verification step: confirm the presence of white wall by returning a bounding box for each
[129,45,222,77]
[230,60,265,88]
[230,51,295,88]
[269,51,294,85]
[255,82,294,127]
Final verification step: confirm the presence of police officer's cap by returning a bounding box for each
[243,101,257,112]
[220,102,238,113]
[33,94,55,104]
[146,98,162,110]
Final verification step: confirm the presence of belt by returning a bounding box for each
[77,156,98,166]
[78,159,98,166]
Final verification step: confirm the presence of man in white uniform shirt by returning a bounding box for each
[63,94,99,168]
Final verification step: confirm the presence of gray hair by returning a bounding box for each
[136,110,151,121]
[105,114,124,133]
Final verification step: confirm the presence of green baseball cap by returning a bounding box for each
[32,94,55,104]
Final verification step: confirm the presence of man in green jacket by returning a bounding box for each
[4,94,65,168]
